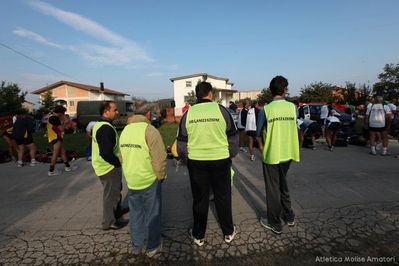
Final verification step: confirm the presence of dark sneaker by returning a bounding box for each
[103,220,128,230]
[188,228,205,246]
[260,217,282,235]
[282,213,295,227]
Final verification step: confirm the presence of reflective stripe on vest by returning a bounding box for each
[186,102,229,161]
[262,100,300,164]
[119,122,156,190]
[91,121,118,176]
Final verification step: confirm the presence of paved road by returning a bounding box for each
[0,141,398,265]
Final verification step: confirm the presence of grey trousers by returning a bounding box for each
[262,161,294,230]
[98,167,122,229]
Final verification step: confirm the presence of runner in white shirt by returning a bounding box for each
[85,121,97,161]
[365,96,392,155]
[245,101,264,161]
[325,110,342,151]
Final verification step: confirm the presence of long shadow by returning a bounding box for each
[0,158,101,245]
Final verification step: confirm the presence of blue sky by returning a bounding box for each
[1,0,398,105]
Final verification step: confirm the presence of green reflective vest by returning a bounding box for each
[186,102,229,161]
[262,100,300,164]
[91,121,119,176]
[119,122,156,190]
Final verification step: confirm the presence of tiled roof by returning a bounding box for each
[31,81,129,96]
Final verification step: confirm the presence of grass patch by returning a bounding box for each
[1,122,180,157]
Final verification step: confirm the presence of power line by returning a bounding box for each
[0,41,78,81]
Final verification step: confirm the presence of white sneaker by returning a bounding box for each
[17,161,24,168]
[146,243,162,258]
[240,147,247,153]
[250,154,255,161]
[30,160,37,167]
[48,169,62,176]
[188,228,204,247]
[224,226,237,243]
[65,165,78,172]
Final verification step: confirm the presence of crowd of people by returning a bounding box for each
[1,77,398,259]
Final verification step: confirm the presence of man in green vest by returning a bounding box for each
[177,81,239,246]
[119,103,167,258]
[92,101,127,230]
[256,76,300,235]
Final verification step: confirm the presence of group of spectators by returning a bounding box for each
[1,106,77,175]
[232,95,399,156]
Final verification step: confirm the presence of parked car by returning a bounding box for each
[76,100,134,129]
[227,108,239,126]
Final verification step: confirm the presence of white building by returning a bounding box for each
[233,90,262,101]
[170,73,237,116]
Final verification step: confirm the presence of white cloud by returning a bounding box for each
[13,27,64,49]
[24,0,153,65]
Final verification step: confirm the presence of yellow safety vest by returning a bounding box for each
[186,102,229,161]
[119,122,156,190]
[262,100,300,164]
[91,121,118,176]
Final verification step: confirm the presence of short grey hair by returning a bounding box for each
[134,102,151,115]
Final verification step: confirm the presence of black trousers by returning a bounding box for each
[187,158,234,239]
[262,161,294,230]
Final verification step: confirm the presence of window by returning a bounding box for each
[186,81,192,87]
[69,100,74,107]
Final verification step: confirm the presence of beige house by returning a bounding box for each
[233,90,262,101]
[31,81,128,116]
[22,100,35,113]
[170,73,237,116]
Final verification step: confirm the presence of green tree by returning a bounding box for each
[373,63,399,99]
[257,88,273,105]
[0,81,27,116]
[299,82,335,102]
[39,90,55,113]
[185,90,197,106]
[341,82,358,105]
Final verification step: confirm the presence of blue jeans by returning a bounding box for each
[128,180,162,252]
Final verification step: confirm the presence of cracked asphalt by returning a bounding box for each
[0,141,398,265]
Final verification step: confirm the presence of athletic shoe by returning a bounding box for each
[224,226,237,243]
[369,150,377,156]
[381,151,391,156]
[250,154,255,161]
[240,147,248,153]
[48,169,62,176]
[17,161,24,168]
[65,165,78,172]
[188,228,204,247]
[30,160,37,167]
[146,243,162,258]
[87,156,92,161]
[260,217,282,235]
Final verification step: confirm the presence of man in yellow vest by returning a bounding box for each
[47,105,74,176]
[119,103,167,258]
[177,81,239,246]
[92,101,127,230]
[256,76,300,235]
